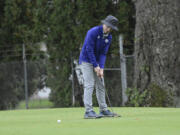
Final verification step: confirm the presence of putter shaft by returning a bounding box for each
[101,77,114,114]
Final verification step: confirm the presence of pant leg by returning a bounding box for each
[94,74,108,112]
[81,62,95,112]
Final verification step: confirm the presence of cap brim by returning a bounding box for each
[101,20,118,31]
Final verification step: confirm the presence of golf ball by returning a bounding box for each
[57,120,61,123]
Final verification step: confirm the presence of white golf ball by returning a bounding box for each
[57,120,61,123]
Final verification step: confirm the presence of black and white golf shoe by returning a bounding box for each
[84,110,102,119]
[99,110,121,117]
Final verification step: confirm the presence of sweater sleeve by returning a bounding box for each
[85,30,98,68]
[99,37,112,68]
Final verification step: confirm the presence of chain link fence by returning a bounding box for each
[0,60,52,109]
[72,53,134,107]
[0,36,134,109]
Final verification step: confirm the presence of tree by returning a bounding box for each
[46,0,77,107]
[133,0,180,106]
[0,0,135,109]
[0,0,46,109]
[46,0,135,107]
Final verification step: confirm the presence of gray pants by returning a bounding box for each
[81,62,107,112]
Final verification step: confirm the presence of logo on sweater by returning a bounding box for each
[105,39,109,43]
[97,35,100,39]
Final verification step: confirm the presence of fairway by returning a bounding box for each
[0,107,180,135]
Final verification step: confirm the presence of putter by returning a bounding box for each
[101,77,121,117]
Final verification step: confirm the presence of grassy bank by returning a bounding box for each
[16,99,53,109]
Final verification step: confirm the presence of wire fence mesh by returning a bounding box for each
[72,53,134,107]
[0,60,50,109]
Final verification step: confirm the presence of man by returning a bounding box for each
[79,15,118,119]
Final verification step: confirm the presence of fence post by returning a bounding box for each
[22,44,29,109]
[71,55,75,106]
[119,35,128,106]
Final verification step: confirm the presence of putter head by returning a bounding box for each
[112,113,121,118]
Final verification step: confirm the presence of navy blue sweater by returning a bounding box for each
[79,25,112,68]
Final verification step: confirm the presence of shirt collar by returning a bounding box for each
[100,25,109,38]
[103,33,109,38]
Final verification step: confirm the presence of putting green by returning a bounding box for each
[0,107,180,135]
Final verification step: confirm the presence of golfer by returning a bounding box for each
[79,15,119,119]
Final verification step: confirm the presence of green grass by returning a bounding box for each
[16,99,54,109]
[0,107,180,135]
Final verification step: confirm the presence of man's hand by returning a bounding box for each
[94,67,104,78]
[94,66,100,77]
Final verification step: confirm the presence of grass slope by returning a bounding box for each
[17,99,53,109]
[0,107,180,135]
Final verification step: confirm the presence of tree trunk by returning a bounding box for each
[133,0,180,106]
